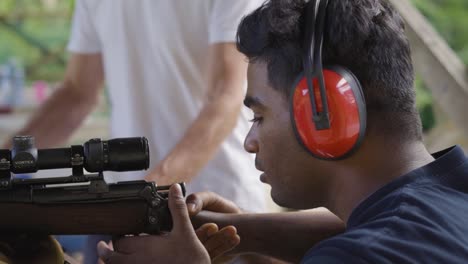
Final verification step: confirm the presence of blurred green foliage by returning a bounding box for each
[0,0,466,131]
[0,0,73,81]
[411,0,467,131]
[415,77,436,132]
[412,0,468,65]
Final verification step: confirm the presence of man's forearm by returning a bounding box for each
[146,43,247,185]
[148,89,243,184]
[193,209,345,263]
[5,83,99,148]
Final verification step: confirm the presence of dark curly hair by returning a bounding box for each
[237,0,422,141]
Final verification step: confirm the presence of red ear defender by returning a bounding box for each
[293,0,366,160]
[290,66,366,160]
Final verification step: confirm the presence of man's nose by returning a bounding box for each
[244,128,259,153]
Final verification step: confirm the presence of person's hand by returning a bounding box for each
[186,191,243,217]
[97,184,210,264]
[97,223,240,263]
[195,223,240,260]
[185,192,247,259]
[143,162,177,186]
[143,167,167,185]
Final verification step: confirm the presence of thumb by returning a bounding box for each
[97,241,129,264]
[169,184,195,235]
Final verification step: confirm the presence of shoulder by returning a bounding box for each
[302,244,370,264]
[305,197,467,263]
[74,0,93,10]
[302,215,407,264]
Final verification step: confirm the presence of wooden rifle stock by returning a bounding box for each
[0,180,181,235]
[0,136,180,237]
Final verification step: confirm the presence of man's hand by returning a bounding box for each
[97,184,210,264]
[195,223,240,260]
[97,223,239,263]
[143,162,177,186]
[186,191,243,217]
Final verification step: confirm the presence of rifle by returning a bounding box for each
[0,136,184,236]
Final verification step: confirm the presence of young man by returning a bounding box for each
[5,0,267,262]
[98,0,468,263]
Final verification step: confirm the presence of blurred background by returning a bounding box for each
[0,0,466,262]
[0,0,108,146]
[0,0,467,150]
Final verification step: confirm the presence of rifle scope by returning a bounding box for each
[5,136,149,174]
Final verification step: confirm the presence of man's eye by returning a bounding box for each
[249,116,263,123]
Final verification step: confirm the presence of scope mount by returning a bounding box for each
[0,136,149,193]
[0,144,109,193]
[0,150,12,188]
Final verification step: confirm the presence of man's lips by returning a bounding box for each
[260,173,267,183]
[255,158,268,183]
[255,158,264,172]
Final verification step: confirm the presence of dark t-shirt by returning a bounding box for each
[302,146,468,263]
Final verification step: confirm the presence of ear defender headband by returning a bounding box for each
[290,0,367,160]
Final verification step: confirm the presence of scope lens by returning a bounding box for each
[84,137,149,172]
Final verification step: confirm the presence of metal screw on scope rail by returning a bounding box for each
[151,198,161,207]
[0,158,10,170]
[71,154,83,166]
[149,216,158,224]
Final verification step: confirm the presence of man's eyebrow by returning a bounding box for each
[243,96,264,108]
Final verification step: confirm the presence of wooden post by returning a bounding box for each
[389,0,468,135]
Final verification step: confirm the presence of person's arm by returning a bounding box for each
[3,53,104,148]
[97,189,344,264]
[187,192,346,263]
[145,43,247,184]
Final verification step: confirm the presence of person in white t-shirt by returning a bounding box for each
[6,0,268,262]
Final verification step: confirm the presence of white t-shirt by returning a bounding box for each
[68,0,266,212]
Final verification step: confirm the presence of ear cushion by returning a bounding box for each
[290,66,366,160]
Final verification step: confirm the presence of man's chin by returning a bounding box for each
[270,190,316,210]
[270,191,291,208]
